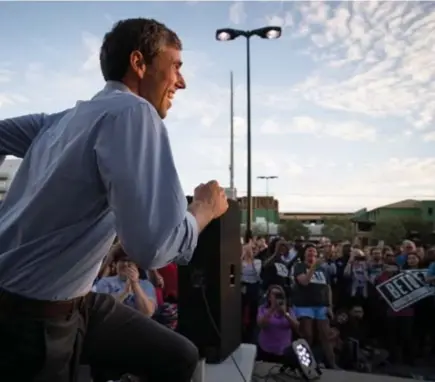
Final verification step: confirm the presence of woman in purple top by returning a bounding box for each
[257,284,300,362]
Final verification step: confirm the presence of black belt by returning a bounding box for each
[0,288,86,319]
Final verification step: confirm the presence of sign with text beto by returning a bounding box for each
[376,271,433,312]
[405,269,435,294]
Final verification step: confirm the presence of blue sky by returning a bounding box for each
[1,1,435,212]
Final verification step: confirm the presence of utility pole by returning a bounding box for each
[229,71,234,193]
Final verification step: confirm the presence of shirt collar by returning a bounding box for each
[104,80,132,93]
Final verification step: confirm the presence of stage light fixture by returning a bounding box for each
[291,339,321,381]
[296,343,312,367]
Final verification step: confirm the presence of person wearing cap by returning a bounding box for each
[0,18,228,382]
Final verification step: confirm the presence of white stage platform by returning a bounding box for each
[193,344,257,382]
[254,362,415,382]
[80,347,417,382]
[77,344,257,382]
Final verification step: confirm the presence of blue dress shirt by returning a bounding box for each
[0,81,198,300]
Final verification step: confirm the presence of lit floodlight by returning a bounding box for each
[216,31,232,41]
[265,28,281,39]
[215,28,244,41]
[252,26,282,40]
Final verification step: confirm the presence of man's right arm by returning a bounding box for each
[0,114,47,162]
[0,111,70,163]
[95,102,214,271]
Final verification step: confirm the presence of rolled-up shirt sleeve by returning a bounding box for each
[95,101,198,270]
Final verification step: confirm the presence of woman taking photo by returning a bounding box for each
[292,244,337,369]
[257,285,299,363]
[343,248,369,308]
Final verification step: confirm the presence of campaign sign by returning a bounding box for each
[376,271,433,312]
[405,269,435,294]
[406,269,427,284]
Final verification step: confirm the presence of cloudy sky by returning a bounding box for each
[1,1,435,212]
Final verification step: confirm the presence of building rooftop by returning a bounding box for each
[371,199,421,211]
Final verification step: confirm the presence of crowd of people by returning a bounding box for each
[90,233,435,380]
[242,236,435,375]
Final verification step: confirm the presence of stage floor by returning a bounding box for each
[253,363,414,382]
[78,360,418,382]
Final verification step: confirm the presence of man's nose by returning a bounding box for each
[176,73,186,90]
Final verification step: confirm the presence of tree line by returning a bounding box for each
[278,215,434,246]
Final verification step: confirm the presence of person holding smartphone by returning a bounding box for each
[257,285,299,363]
[343,249,369,307]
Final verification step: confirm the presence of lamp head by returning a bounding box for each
[253,26,282,39]
[216,28,245,41]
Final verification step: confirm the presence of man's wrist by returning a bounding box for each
[188,201,214,232]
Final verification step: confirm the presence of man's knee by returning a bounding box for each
[175,336,199,371]
[164,334,199,380]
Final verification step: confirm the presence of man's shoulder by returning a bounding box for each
[91,87,159,121]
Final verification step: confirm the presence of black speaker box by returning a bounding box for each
[178,198,242,363]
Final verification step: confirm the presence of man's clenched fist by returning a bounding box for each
[193,180,228,219]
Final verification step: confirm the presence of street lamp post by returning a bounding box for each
[257,175,278,235]
[216,26,282,237]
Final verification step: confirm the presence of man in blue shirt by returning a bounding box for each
[0,18,228,382]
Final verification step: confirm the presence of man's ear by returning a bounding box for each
[130,50,146,79]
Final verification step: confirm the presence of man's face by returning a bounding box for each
[350,306,364,319]
[403,241,416,254]
[323,244,332,256]
[305,247,318,264]
[138,46,186,119]
[372,249,382,261]
[383,251,395,265]
[278,244,288,255]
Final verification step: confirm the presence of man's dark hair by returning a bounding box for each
[100,18,182,82]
